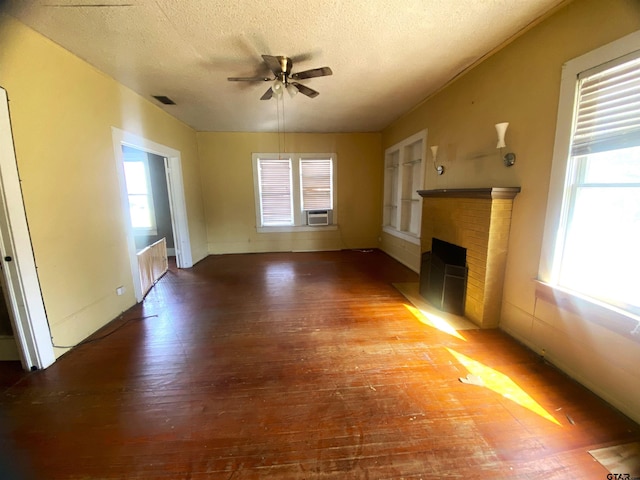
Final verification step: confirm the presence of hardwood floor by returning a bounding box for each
[0,361,27,393]
[0,250,638,479]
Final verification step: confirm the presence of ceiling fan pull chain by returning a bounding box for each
[282,95,286,153]
[276,94,283,158]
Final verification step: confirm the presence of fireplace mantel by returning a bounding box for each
[418,187,520,200]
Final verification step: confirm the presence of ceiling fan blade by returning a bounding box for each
[260,88,274,100]
[227,76,271,82]
[291,67,333,80]
[291,82,319,98]
[262,55,283,76]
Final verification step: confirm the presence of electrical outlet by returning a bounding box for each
[116,286,125,296]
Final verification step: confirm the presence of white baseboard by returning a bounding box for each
[0,335,19,360]
[381,249,420,273]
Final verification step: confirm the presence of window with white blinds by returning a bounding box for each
[300,159,333,211]
[544,44,640,316]
[252,153,336,230]
[258,159,293,226]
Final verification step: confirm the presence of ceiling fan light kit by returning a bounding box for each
[272,80,284,97]
[286,84,298,98]
[228,55,333,100]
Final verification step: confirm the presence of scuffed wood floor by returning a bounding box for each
[1,250,638,479]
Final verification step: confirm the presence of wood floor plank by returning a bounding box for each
[0,250,638,479]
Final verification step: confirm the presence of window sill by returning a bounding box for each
[534,280,640,344]
[257,225,339,233]
[382,226,420,245]
[133,229,158,236]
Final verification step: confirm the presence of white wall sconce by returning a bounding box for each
[495,122,516,167]
[431,145,444,175]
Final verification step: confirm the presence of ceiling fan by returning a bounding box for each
[228,55,333,100]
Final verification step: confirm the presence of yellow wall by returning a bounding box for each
[0,15,207,352]
[197,132,382,254]
[381,0,640,422]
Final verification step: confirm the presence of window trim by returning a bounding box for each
[252,153,338,233]
[539,29,640,319]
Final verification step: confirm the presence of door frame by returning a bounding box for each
[111,128,192,302]
[0,87,55,370]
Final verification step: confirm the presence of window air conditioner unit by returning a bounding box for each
[306,209,332,226]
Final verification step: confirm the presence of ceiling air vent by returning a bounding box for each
[152,95,176,105]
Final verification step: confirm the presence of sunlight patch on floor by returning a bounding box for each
[404,303,467,341]
[394,282,478,330]
[447,347,562,426]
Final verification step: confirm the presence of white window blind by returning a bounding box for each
[572,53,640,156]
[300,159,333,210]
[258,159,293,226]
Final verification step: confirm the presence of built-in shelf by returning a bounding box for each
[383,130,426,240]
[417,187,521,200]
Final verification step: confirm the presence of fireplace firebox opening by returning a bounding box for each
[420,238,468,315]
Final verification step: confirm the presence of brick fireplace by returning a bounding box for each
[417,188,520,328]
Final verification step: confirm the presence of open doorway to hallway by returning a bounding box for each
[122,146,175,256]
[111,128,193,302]
[121,145,174,297]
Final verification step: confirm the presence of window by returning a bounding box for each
[252,153,336,231]
[541,31,640,317]
[383,130,426,244]
[257,159,293,226]
[300,159,333,211]
[122,146,157,235]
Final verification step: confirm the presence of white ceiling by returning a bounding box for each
[6,0,565,133]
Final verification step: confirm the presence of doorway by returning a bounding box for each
[111,128,193,302]
[121,146,175,255]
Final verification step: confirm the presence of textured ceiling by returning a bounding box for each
[5,0,565,133]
